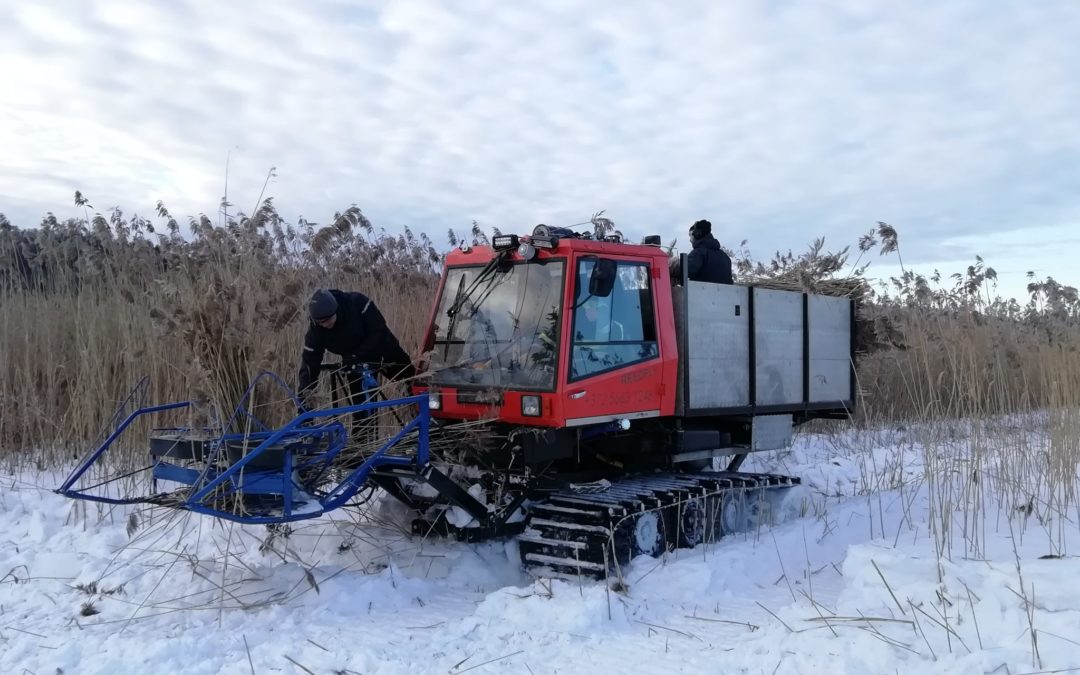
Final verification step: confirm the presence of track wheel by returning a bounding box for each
[631,510,665,557]
[678,497,707,548]
[746,489,775,529]
[718,490,750,535]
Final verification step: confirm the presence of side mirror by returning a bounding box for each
[588,258,617,297]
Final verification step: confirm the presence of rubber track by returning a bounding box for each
[518,471,799,579]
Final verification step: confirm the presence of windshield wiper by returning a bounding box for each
[441,250,511,360]
[446,250,509,319]
[441,274,467,359]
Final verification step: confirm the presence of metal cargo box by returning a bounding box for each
[675,282,854,416]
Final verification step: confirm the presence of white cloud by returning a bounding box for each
[0,0,1078,291]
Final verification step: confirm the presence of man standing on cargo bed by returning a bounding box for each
[670,219,734,285]
[297,289,416,412]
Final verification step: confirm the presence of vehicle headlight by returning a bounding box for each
[517,241,537,261]
[428,392,442,410]
[521,395,541,417]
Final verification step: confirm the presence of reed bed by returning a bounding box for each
[1,200,443,467]
[2,205,1078,500]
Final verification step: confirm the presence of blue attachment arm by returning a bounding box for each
[319,413,426,511]
[58,381,431,525]
[93,376,151,447]
[57,400,191,496]
[185,394,430,522]
[222,370,308,435]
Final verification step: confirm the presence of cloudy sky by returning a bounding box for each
[2,0,1078,298]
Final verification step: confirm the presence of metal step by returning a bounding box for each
[525,567,603,583]
[517,534,588,550]
[549,492,628,505]
[523,552,606,572]
[529,503,607,517]
[528,517,611,535]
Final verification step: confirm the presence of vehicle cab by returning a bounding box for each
[418,226,679,428]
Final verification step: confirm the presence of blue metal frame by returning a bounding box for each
[184,394,430,524]
[92,375,151,447]
[58,400,192,496]
[57,379,432,524]
[222,370,307,435]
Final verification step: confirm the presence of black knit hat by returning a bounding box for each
[689,219,712,239]
[308,289,338,321]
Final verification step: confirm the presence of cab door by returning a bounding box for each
[561,255,665,426]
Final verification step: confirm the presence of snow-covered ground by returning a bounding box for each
[3,427,1080,674]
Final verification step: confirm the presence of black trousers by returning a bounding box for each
[335,363,376,438]
[338,357,415,439]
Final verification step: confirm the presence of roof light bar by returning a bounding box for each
[531,235,558,249]
[492,234,520,251]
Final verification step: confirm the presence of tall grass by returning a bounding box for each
[0,199,447,467]
[1,203,1077,484]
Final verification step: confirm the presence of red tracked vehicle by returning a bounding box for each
[368,224,856,577]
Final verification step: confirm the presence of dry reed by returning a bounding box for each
[1,198,442,468]
[2,204,1077,477]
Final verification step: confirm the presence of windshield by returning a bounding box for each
[429,259,564,391]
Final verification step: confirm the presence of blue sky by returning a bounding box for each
[1,0,1078,300]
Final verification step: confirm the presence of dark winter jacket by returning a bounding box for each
[297,290,412,396]
[686,235,733,284]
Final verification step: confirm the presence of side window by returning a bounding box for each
[570,259,658,380]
